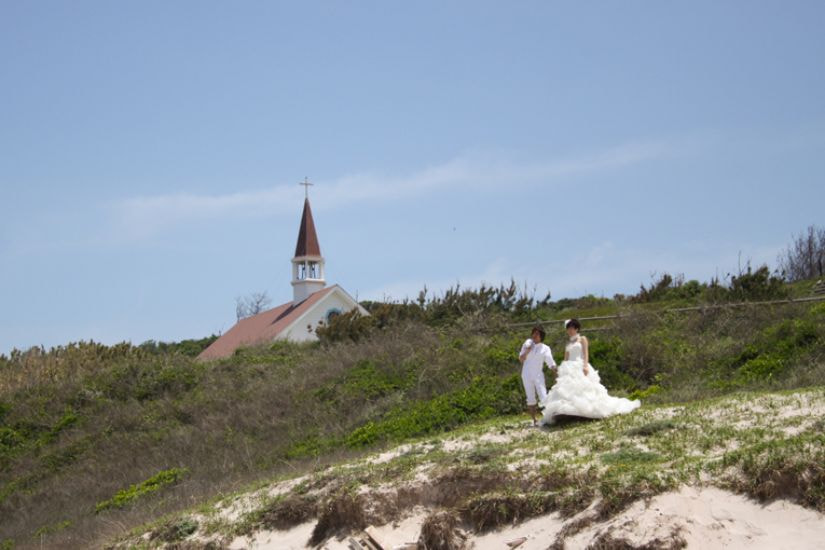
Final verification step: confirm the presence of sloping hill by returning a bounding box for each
[2,280,824,548]
[113,387,825,549]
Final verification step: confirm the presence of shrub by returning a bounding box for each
[343,375,522,448]
[778,225,825,281]
[257,495,316,531]
[309,490,366,545]
[316,310,376,343]
[611,313,670,385]
[138,336,219,357]
[737,355,785,382]
[624,419,677,437]
[316,359,411,403]
[588,337,637,391]
[96,468,189,513]
[718,317,822,384]
[461,491,555,532]
[628,385,662,401]
[95,359,202,401]
[151,517,199,542]
[723,432,825,511]
[727,265,787,301]
[418,510,466,550]
[630,266,790,304]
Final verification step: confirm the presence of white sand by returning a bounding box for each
[471,512,566,549]
[567,486,825,550]
[366,509,428,549]
[228,521,314,550]
[128,389,825,549]
[226,486,825,549]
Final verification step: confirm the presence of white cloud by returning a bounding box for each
[108,140,675,241]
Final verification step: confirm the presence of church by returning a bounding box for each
[197,183,367,360]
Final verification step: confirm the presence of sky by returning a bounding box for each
[1,1,824,353]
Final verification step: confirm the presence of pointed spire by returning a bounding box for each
[294,198,321,258]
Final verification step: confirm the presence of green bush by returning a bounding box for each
[628,385,662,401]
[95,468,189,513]
[722,318,821,384]
[630,266,787,304]
[138,336,219,357]
[95,359,202,402]
[151,517,199,542]
[727,265,787,301]
[0,428,24,468]
[316,310,376,343]
[722,431,825,511]
[588,337,637,391]
[483,336,525,374]
[737,355,785,382]
[340,360,409,399]
[344,375,522,448]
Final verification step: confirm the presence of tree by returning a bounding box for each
[778,225,825,281]
[235,291,272,321]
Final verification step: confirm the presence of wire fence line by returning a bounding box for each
[493,294,825,334]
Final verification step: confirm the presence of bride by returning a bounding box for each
[541,319,640,425]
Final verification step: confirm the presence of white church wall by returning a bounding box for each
[279,289,363,343]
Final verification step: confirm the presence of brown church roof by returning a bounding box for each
[294,198,321,257]
[197,286,337,361]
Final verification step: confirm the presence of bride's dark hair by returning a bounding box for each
[565,318,581,331]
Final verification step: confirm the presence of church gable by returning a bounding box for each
[278,286,367,342]
[196,286,337,360]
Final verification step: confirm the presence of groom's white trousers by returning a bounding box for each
[522,368,547,407]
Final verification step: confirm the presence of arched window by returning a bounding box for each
[325,308,342,324]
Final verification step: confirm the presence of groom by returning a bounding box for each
[519,325,557,426]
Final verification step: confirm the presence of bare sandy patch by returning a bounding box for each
[566,486,825,550]
[471,512,566,549]
[228,521,315,550]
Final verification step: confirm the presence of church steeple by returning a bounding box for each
[291,179,326,303]
[294,197,321,258]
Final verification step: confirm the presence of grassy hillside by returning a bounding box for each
[1,276,824,548]
[112,386,825,549]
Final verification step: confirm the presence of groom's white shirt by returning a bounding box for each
[520,339,556,373]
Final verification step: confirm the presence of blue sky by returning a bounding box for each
[1,1,824,353]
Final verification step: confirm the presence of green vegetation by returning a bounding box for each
[138,335,220,357]
[341,375,523,449]
[625,265,788,304]
[32,520,71,538]
[135,387,823,549]
[0,271,823,548]
[96,468,189,512]
[721,428,825,510]
[149,517,199,543]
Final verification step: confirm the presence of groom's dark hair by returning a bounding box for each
[532,325,546,342]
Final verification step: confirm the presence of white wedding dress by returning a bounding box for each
[541,337,640,424]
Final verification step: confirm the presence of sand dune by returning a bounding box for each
[225,485,825,549]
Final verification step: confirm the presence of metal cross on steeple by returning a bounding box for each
[300,177,313,199]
